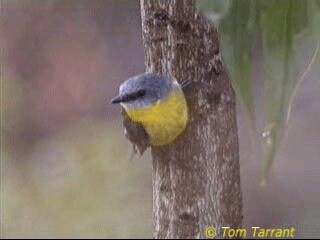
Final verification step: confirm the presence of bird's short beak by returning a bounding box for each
[110,95,122,104]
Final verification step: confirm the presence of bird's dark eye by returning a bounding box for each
[121,89,146,102]
[136,89,146,97]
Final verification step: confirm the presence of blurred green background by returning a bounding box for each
[1,0,320,238]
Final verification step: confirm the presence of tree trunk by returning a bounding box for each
[140,0,242,238]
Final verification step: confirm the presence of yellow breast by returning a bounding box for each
[125,90,188,146]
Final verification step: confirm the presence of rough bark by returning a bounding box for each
[140,0,242,238]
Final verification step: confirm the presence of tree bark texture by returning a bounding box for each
[140,0,242,238]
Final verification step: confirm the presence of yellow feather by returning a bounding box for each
[125,90,188,146]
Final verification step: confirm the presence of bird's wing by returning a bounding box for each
[122,109,150,155]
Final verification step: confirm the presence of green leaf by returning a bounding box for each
[291,0,308,36]
[308,0,320,41]
[260,0,295,183]
[219,0,258,127]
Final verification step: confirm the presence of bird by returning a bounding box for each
[111,73,189,154]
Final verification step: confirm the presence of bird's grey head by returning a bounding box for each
[111,73,172,110]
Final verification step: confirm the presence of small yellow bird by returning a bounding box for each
[111,73,189,148]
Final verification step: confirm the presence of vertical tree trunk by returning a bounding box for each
[140,0,242,238]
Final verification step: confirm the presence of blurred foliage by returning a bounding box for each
[2,75,152,238]
[197,0,320,183]
[2,118,152,238]
[1,1,151,237]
